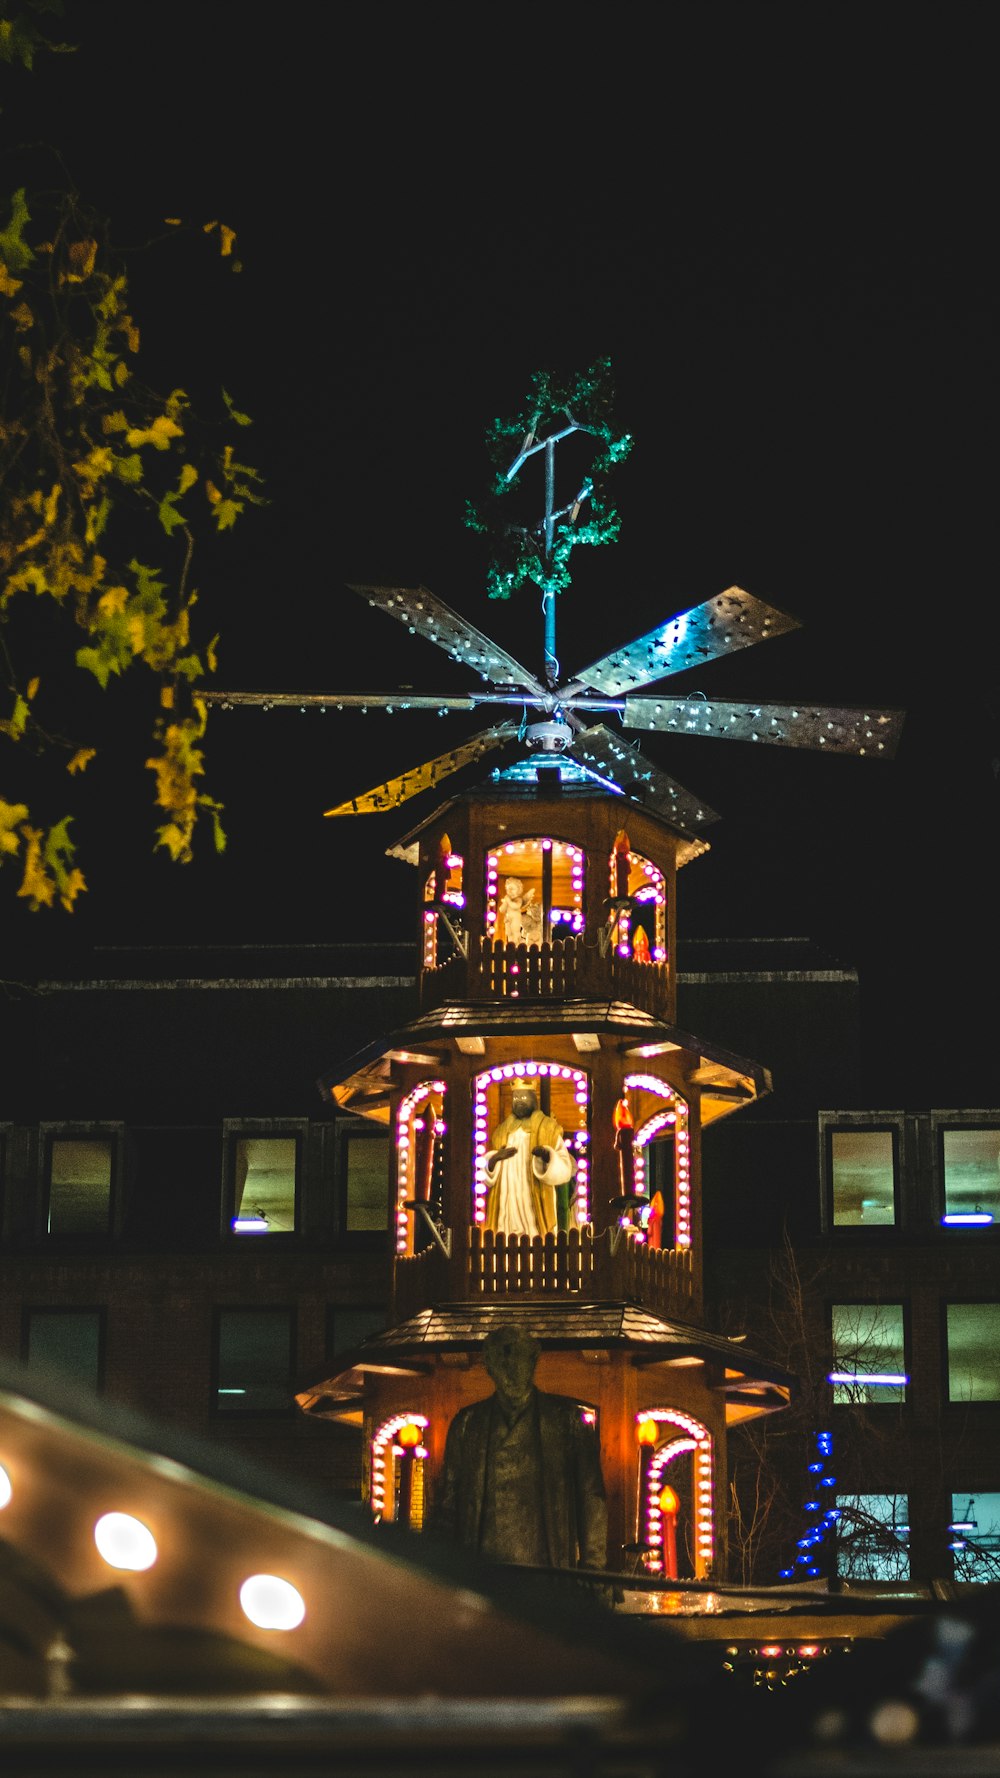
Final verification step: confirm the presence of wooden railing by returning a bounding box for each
[419,933,671,1017]
[392,1227,697,1322]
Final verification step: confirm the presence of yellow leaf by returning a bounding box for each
[58,866,87,912]
[65,238,98,282]
[204,480,221,506]
[126,614,146,654]
[219,224,236,257]
[126,322,140,352]
[203,220,218,234]
[12,300,33,331]
[160,685,174,708]
[178,463,198,494]
[97,585,129,617]
[0,260,23,296]
[26,676,39,700]
[164,218,182,227]
[125,415,183,450]
[16,827,55,908]
[0,799,29,856]
[66,748,96,775]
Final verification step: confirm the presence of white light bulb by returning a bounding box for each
[240,1573,306,1631]
[94,1512,157,1571]
[0,1465,11,1509]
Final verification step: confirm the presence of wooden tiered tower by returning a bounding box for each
[298,767,797,1579]
[213,364,900,1581]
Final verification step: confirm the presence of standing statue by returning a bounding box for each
[497,876,541,946]
[484,1082,576,1236]
[432,1325,608,1571]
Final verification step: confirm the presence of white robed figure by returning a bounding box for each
[484,1083,576,1236]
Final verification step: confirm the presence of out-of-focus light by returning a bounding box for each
[240,1573,306,1630]
[232,1214,268,1233]
[94,1512,157,1571]
[828,1372,908,1386]
[942,1213,994,1225]
[0,1465,11,1509]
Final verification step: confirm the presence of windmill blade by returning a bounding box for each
[349,584,549,699]
[562,588,801,698]
[200,690,481,713]
[566,725,721,836]
[323,722,520,817]
[622,697,905,758]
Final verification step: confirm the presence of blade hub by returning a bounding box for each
[524,718,574,752]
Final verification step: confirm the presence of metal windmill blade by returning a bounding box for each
[562,726,721,836]
[559,588,802,700]
[322,722,523,817]
[618,695,905,758]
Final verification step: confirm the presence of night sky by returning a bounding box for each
[3,5,997,1108]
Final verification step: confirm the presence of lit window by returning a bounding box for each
[24,1308,103,1391]
[830,1304,907,1403]
[941,1128,1000,1227]
[829,1127,897,1227]
[215,1308,294,1412]
[343,1131,390,1235]
[949,1492,1000,1581]
[231,1135,297,1234]
[837,1494,910,1580]
[47,1136,113,1236]
[947,1304,1000,1402]
[485,837,585,945]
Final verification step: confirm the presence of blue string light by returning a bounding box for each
[778,1430,838,1580]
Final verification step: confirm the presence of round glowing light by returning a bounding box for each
[636,1418,658,1447]
[0,1465,11,1509]
[239,1573,306,1631]
[94,1512,158,1571]
[397,1419,422,1449]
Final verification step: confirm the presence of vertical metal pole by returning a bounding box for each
[543,438,557,685]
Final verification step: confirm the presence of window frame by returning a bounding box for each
[932,1112,1000,1233]
[819,1112,905,1236]
[221,1118,307,1241]
[37,1121,124,1243]
[829,1299,909,1405]
[944,1300,1000,1405]
[21,1304,106,1392]
[211,1304,297,1416]
[337,1117,392,1247]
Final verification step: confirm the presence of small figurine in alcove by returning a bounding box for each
[498,876,540,946]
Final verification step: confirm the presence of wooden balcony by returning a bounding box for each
[391,1226,696,1325]
[419,935,671,1019]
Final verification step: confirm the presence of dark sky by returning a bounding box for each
[3,4,997,1107]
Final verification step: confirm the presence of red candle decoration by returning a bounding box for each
[613,829,631,899]
[646,1189,664,1249]
[413,1099,436,1201]
[632,924,651,964]
[613,1096,636,1196]
[658,1483,680,1580]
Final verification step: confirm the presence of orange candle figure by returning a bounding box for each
[646,1189,665,1249]
[613,1097,636,1197]
[632,924,651,964]
[658,1484,680,1580]
[612,829,631,899]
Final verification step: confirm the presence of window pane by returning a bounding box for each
[950,1492,1000,1582]
[216,1309,293,1411]
[26,1310,102,1391]
[831,1303,906,1402]
[837,1493,910,1580]
[326,1306,385,1358]
[48,1137,112,1235]
[943,1129,1000,1225]
[947,1304,1000,1402]
[233,1136,297,1233]
[831,1129,895,1226]
[345,1135,390,1233]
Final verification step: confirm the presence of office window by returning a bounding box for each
[941,1128,1000,1227]
[343,1131,390,1235]
[837,1493,910,1581]
[230,1134,298,1234]
[24,1309,103,1392]
[326,1305,385,1359]
[949,1492,1000,1582]
[47,1136,113,1236]
[828,1126,897,1227]
[215,1308,294,1412]
[946,1304,1000,1402]
[830,1303,907,1403]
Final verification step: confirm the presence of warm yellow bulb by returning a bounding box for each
[636,1418,658,1447]
[0,1464,11,1509]
[239,1574,305,1631]
[397,1420,422,1449]
[94,1512,157,1571]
